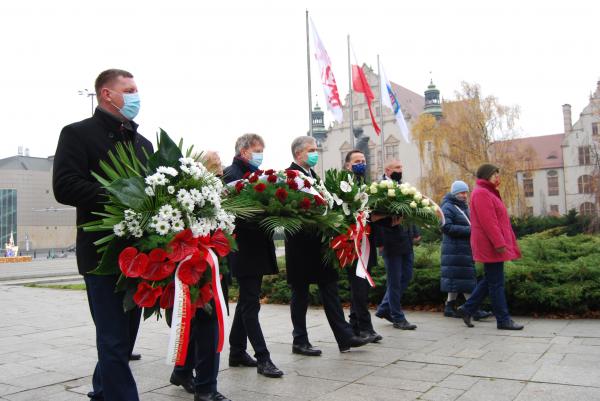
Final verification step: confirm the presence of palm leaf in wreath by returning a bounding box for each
[259,216,303,237]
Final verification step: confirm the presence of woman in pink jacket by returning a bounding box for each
[457,164,524,330]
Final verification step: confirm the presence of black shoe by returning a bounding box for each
[170,372,195,394]
[214,392,232,401]
[349,335,370,348]
[393,319,417,330]
[444,301,459,318]
[292,343,322,356]
[497,319,524,330]
[228,351,257,367]
[257,359,283,378]
[473,310,493,321]
[129,352,141,361]
[456,306,474,327]
[359,330,382,343]
[86,391,103,400]
[375,310,393,323]
[195,392,217,401]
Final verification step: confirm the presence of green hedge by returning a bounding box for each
[230,231,600,316]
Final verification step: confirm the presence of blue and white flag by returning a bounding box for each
[379,62,410,143]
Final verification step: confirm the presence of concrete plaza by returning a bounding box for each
[0,265,599,400]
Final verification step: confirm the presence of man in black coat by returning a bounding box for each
[53,69,152,401]
[223,134,283,378]
[285,136,369,355]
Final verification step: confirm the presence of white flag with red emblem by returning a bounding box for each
[309,18,343,123]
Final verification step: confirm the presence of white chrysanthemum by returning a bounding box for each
[157,166,178,177]
[171,219,185,232]
[154,173,168,186]
[132,228,144,238]
[127,220,140,231]
[421,198,430,206]
[158,205,174,220]
[167,186,175,194]
[144,186,155,196]
[124,209,137,221]
[340,181,352,193]
[388,189,396,197]
[410,201,418,208]
[401,187,410,195]
[177,189,190,202]
[154,220,171,235]
[113,222,126,237]
[169,208,182,221]
[342,202,351,216]
[414,192,423,202]
[180,198,195,212]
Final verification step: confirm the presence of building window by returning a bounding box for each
[578,175,593,194]
[579,202,596,216]
[579,146,591,165]
[353,110,359,120]
[0,189,17,249]
[364,109,370,119]
[547,170,559,196]
[385,144,399,161]
[593,122,599,136]
[523,173,534,198]
[549,205,559,215]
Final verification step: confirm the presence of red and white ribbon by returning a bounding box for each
[166,256,193,366]
[353,213,375,287]
[205,248,228,353]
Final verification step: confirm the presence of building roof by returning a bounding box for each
[0,156,54,171]
[493,133,565,170]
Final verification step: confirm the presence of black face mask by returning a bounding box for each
[390,171,402,182]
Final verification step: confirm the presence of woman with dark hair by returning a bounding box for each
[457,164,524,330]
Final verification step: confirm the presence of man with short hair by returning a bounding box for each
[53,69,152,401]
[375,159,421,330]
[285,136,369,355]
[224,134,283,379]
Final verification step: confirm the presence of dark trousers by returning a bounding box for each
[228,275,270,362]
[346,267,374,333]
[173,308,220,394]
[462,262,510,324]
[84,274,141,401]
[377,252,414,322]
[290,281,354,348]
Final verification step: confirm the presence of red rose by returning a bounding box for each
[255,169,264,175]
[235,181,245,193]
[285,169,299,179]
[254,183,266,193]
[314,194,326,206]
[267,174,278,183]
[159,281,175,309]
[265,169,275,175]
[195,282,213,309]
[299,197,311,210]
[118,247,148,278]
[242,172,251,179]
[141,248,176,281]
[303,179,312,189]
[168,229,199,262]
[177,249,208,285]
[133,281,162,308]
[248,174,259,183]
[287,179,299,190]
[275,188,288,203]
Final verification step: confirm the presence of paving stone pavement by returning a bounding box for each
[0,284,599,401]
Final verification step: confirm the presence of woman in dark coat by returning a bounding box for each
[440,181,490,320]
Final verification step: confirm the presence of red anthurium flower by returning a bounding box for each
[141,248,176,281]
[314,194,326,206]
[195,282,213,309]
[248,174,259,183]
[299,197,311,210]
[168,229,199,262]
[235,181,245,193]
[285,169,299,179]
[265,169,275,175]
[275,188,288,203]
[242,172,251,179]
[118,247,149,278]
[178,249,208,285]
[287,179,299,190]
[254,183,266,193]
[303,179,312,189]
[267,174,277,183]
[133,281,163,308]
[210,229,231,257]
[159,281,175,309]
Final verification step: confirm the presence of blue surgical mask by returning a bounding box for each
[306,151,319,167]
[249,152,263,167]
[351,162,366,175]
[110,90,141,120]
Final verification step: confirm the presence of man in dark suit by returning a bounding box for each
[222,134,283,378]
[53,69,153,401]
[285,136,370,355]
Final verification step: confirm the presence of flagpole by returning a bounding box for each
[347,34,354,148]
[306,10,313,137]
[377,55,386,177]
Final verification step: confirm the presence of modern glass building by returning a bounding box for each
[0,189,17,247]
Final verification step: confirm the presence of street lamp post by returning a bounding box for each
[78,89,96,116]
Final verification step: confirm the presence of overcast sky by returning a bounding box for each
[1,0,598,170]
